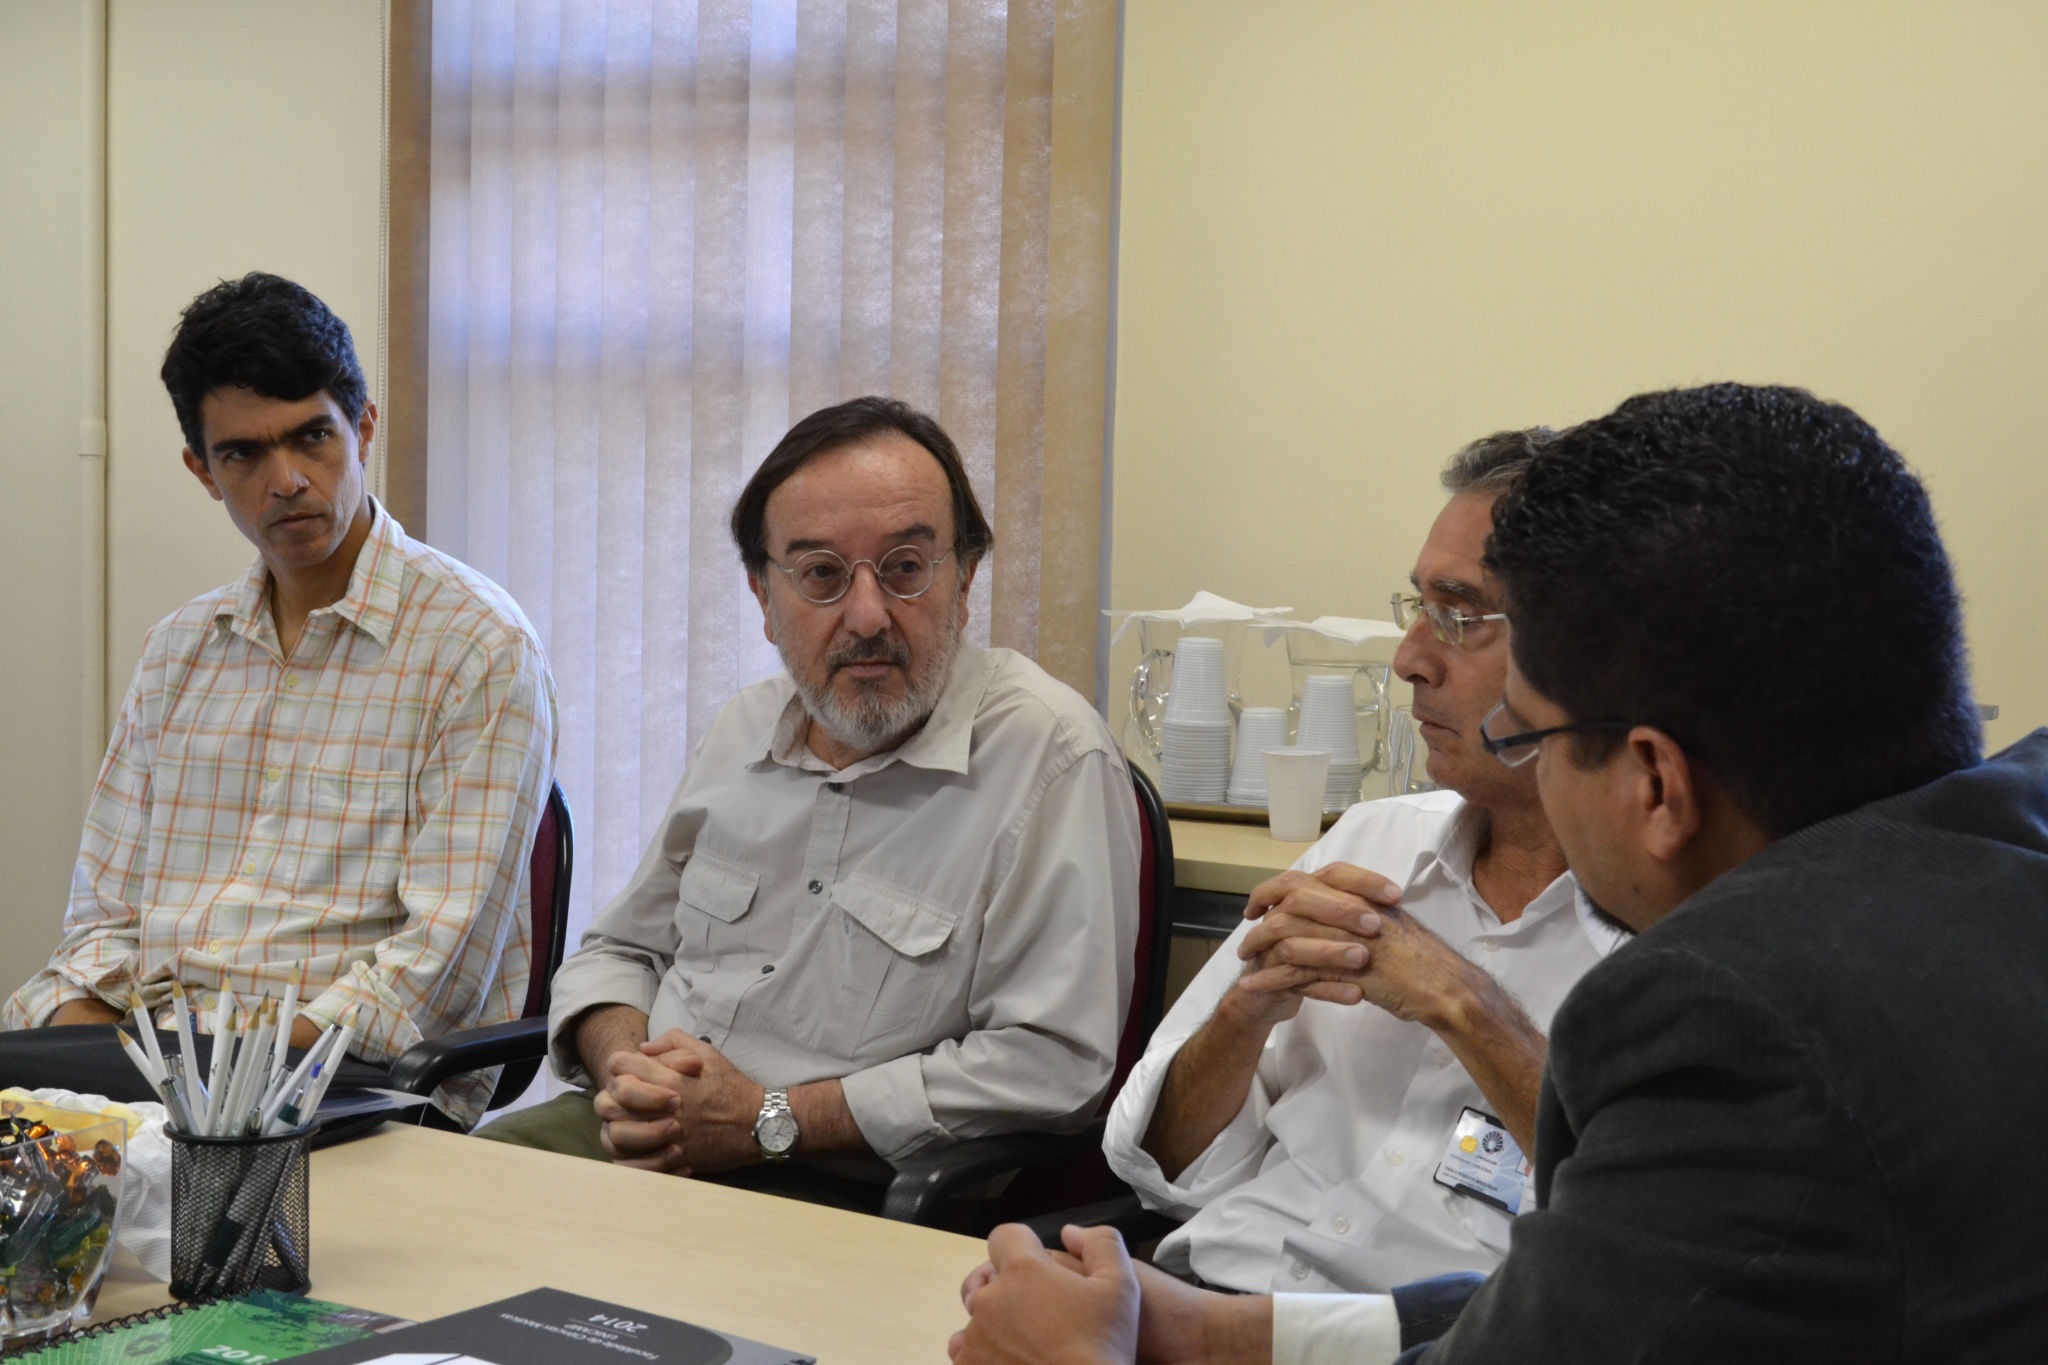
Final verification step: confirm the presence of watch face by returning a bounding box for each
[759,1111,799,1154]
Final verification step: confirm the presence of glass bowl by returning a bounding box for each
[0,1102,126,1344]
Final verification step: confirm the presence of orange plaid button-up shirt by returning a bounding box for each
[4,504,556,1126]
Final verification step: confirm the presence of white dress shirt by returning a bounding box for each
[547,641,1140,1164]
[1105,791,1627,1294]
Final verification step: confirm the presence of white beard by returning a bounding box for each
[775,606,962,756]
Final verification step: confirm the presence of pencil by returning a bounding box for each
[202,999,237,1135]
[127,987,167,1079]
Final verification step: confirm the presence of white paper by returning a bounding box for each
[1104,591,1294,645]
[1261,614,1407,646]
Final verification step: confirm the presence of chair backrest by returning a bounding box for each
[980,765,1180,1223]
[521,782,575,1021]
[485,782,573,1112]
[1114,765,1177,1094]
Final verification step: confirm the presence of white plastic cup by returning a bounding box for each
[1227,708,1291,802]
[1263,747,1332,841]
[1296,674,1363,765]
[1164,637,1231,724]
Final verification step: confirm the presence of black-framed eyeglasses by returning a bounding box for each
[1479,701,1636,769]
[1391,592,1507,648]
[767,545,955,605]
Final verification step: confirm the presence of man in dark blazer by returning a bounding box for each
[948,383,2048,1365]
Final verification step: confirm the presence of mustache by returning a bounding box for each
[827,633,911,672]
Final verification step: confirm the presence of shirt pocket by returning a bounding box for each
[799,875,961,1061]
[674,851,762,973]
[293,767,410,903]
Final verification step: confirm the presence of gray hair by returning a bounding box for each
[1440,427,1558,498]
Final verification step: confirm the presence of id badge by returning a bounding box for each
[1432,1107,1535,1215]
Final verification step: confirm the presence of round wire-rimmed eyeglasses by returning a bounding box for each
[767,546,956,605]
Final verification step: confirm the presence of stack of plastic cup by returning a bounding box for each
[1297,673,1364,812]
[1226,708,1292,806]
[1160,637,1233,802]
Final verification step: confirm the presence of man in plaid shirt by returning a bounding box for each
[1,274,556,1128]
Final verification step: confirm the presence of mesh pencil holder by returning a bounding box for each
[167,1125,313,1301]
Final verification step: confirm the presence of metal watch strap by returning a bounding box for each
[754,1087,796,1161]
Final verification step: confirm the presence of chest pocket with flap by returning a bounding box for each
[800,875,961,1059]
[831,877,959,958]
[675,852,761,968]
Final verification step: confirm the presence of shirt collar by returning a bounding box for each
[213,500,406,652]
[1408,798,1581,934]
[1409,798,1488,893]
[760,640,997,779]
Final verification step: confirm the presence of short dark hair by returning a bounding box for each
[160,273,367,457]
[1486,382,1979,838]
[729,396,994,574]
[1441,427,1557,498]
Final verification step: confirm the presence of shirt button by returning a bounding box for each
[1386,1150,1407,1167]
[1290,1260,1310,1281]
[265,766,282,783]
[241,860,256,876]
[284,673,301,690]
[698,1035,712,1044]
[207,940,222,954]
[761,963,775,974]
[807,879,823,895]
[827,782,844,793]
[1481,940,1500,953]
[1332,1216,1351,1235]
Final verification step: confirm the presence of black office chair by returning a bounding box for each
[878,765,1179,1227]
[387,782,574,1116]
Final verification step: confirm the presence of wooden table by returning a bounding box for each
[1169,818,1313,897]
[92,1125,985,1363]
[1153,820,1315,999]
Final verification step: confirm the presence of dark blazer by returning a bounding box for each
[1425,732,2048,1363]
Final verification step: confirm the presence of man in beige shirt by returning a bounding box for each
[481,397,1139,1204]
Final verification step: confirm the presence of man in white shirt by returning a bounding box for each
[480,397,1139,1202]
[1102,429,1625,1294]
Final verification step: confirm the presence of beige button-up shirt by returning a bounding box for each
[548,642,1140,1163]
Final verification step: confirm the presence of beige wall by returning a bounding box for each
[0,0,101,994]
[107,0,387,720]
[0,0,385,987]
[1112,1,2048,749]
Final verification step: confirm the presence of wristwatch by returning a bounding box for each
[753,1088,798,1162]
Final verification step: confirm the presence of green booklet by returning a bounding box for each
[12,1289,410,1364]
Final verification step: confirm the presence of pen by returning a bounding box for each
[282,1006,359,1131]
[115,1026,195,1132]
[259,1027,333,1133]
[272,963,302,1086]
[169,980,202,1097]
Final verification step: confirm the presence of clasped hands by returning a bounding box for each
[1231,862,1477,1031]
[594,1029,765,1175]
[949,1224,1266,1365]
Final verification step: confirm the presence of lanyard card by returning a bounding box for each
[1432,1106,1535,1216]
